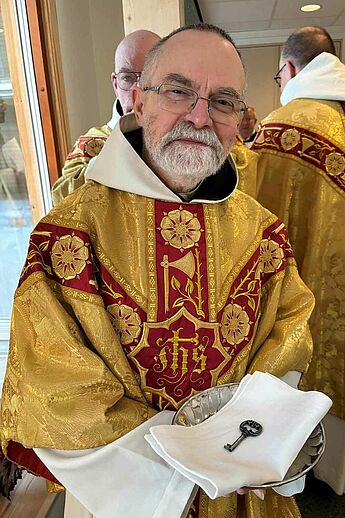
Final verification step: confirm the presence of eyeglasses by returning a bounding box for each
[143,83,247,124]
[115,72,141,91]
[274,64,286,87]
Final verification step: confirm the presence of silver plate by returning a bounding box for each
[173,383,325,489]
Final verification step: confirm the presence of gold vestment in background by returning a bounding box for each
[231,136,258,199]
[51,124,112,206]
[253,98,345,420]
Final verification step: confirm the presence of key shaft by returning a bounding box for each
[224,432,248,452]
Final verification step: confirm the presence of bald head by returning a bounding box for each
[112,30,160,113]
[115,30,160,72]
[281,26,336,71]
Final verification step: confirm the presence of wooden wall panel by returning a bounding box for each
[122,0,184,37]
[26,0,70,186]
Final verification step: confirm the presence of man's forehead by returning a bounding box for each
[151,30,245,91]
[116,52,143,72]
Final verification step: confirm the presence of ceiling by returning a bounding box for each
[198,0,345,32]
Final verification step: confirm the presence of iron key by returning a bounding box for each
[224,420,263,452]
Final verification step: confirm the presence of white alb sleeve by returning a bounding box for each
[34,411,195,518]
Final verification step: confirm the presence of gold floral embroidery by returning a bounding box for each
[51,235,89,280]
[221,303,250,344]
[107,303,142,345]
[260,239,284,273]
[325,152,345,177]
[160,208,201,251]
[84,138,106,157]
[281,128,300,151]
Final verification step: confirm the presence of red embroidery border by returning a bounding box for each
[19,222,99,294]
[252,123,345,193]
[66,136,108,160]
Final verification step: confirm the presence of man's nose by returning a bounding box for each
[184,97,213,128]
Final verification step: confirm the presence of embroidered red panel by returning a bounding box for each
[19,222,98,294]
[252,123,345,192]
[129,201,220,408]
[66,136,107,160]
[154,201,209,321]
[217,219,292,378]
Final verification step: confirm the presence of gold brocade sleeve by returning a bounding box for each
[230,137,258,199]
[52,125,112,206]
[248,260,314,376]
[1,272,156,452]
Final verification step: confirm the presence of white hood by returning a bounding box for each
[107,99,123,129]
[86,113,238,204]
[280,52,345,106]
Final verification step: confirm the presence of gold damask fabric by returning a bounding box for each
[1,181,313,518]
[51,124,112,206]
[231,136,258,199]
[252,98,345,420]
[195,489,301,518]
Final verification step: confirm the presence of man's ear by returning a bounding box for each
[111,73,118,97]
[285,60,297,80]
[132,86,144,127]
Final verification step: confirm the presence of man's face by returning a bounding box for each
[112,70,140,113]
[133,30,245,192]
[112,34,159,113]
[239,108,256,140]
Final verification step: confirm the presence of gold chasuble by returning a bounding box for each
[1,115,313,518]
[52,99,122,206]
[51,124,112,206]
[252,98,345,421]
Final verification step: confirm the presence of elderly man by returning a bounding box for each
[1,24,314,518]
[52,29,160,205]
[252,26,345,495]
[239,105,257,146]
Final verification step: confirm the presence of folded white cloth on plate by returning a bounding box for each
[145,372,332,499]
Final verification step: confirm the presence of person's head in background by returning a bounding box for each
[239,106,257,140]
[111,30,160,113]
[277,26,336,91]
[132,23,246,193]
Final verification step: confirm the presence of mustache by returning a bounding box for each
[161,122,222,150]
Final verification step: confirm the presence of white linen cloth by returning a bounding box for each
[146,372,332,499]
[35,411,195,518]
[313,413,345,495]
[280,52,345,106]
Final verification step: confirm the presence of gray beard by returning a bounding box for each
[143,121,228,192]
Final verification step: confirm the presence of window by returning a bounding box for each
[0,1,57,367]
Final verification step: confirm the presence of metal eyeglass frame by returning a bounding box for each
[114,71,142,91]
[274,63,286,87]
[143,83,247,121]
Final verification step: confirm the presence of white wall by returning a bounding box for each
[89,0,125,124]
[240,45,281,123]
[55,0,124,145]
